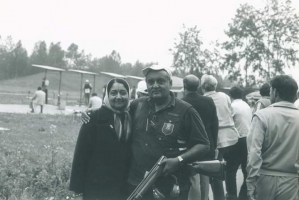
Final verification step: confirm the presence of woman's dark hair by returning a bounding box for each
[270,75,298,102]
[259,83,270,96]
[106,78,130,95]
[229,86,243,99]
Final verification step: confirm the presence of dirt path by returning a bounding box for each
[0,104,87,115]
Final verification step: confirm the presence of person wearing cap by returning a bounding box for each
[246,75,299,200]
[127,65,210,199]
[136,80,148,98]
[83,80,93,106]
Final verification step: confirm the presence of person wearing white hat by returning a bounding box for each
[136,80,148,98]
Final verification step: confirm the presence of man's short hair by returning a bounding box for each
[259,83,270,96]
[38,86,42,90]
[270,75,298,102]
[92,93,97,96]
[229,86,243,99]
[183,75,199,92]
[201,74,218,92]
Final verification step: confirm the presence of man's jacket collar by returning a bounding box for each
[204,91,216,96]
[270,101,298,110]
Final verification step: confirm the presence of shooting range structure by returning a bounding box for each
[67,69,99,107]
[32,64,65,105]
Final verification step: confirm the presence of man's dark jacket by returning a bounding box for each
[182,92,218,160]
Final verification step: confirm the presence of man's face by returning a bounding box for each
[146,70,172,102]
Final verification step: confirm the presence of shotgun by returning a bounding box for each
[127,156,166,200]
[188,160,226,180]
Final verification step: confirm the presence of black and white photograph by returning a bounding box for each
[1,0,299,199]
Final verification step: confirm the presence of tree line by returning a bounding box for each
[1,0,299,88]
[0,38,154,80]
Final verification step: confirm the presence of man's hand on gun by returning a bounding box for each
[160,157,181,176]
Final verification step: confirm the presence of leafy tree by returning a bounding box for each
[30,41,48,65]
[170,25,221,78]
[65,43,86,69]
[170,25,206,77]
[48,42,66,68]
[223,0,299,85]
[10,41,29,78]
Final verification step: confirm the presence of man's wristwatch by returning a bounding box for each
[177,156,184,162]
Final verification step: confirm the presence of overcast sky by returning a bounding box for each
[1,0,299,80]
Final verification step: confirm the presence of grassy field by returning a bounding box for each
[0,113,82,200]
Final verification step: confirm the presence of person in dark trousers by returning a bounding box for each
[83,80,93,106]
[69,78,132,200]
[42,77,49,104]
[201,74,240,200]
[182,74,219,200]
[229,86,252,200]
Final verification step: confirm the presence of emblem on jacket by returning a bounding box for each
[162,122,174,135]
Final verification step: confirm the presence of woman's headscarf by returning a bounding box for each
[103,78,132,141]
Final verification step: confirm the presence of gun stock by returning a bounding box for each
[188,160,226,180]
[127,156,166,200]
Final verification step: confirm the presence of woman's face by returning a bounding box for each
[108,82,129,111]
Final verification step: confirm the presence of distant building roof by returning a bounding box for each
[68,69,98,75]
[32,64,65,71]
[100,72,125,78]
[125,75,144,80]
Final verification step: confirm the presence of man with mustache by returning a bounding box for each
[127,65,210,199]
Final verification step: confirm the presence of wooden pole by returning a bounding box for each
[58,71,62,106]
[79,73,83,107]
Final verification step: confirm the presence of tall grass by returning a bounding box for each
[0,113,81,200]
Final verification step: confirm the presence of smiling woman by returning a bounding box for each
[69,78,132,200]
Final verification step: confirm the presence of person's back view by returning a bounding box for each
[87,93,102,111]
[31,87,46,113]
[252,83,271,113]
[247,75,299,200]
[182,75,219,200]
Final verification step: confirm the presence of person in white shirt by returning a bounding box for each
[31,87,46,113]
[87,93,102,111]
[201,74,239,200]
[229,86,252,200]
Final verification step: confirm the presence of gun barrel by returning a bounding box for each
[127,156,166,200]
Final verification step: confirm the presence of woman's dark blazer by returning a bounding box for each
[69,106,131,200]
